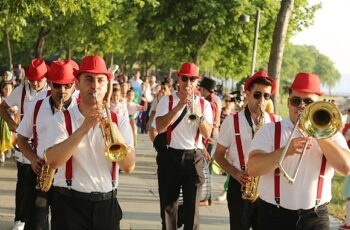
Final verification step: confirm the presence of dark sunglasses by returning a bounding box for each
[181,76,197,82]
[225,100,233,103]
[253,91,271,100]
[289,97,314,107]
[52,82,74,89]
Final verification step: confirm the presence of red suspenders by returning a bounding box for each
[233,112,277,171]
[63,110,119,188]
[273,121,327,207]
[33,99,44,152]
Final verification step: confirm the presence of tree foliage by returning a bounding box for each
[0,0,340,95]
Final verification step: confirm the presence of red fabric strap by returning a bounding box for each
[274,122,281,205]
[63,110,73,186]
[20,86,26,121]
[64,109,120,187]
[46,90,51,97]
[32,99,44,152]
[269,113,276,123]
[166,95,173,145]
[316,155,327,205]
[274,121,327,207]
[233,113,245,170]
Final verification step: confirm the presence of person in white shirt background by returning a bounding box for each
[155,62,213,230]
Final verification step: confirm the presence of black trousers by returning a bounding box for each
[227,176,259,230]
[157,148,204,230]
[51,187,122,230]
[257,199,329,230]
[32,189,54,230]
[15,162,37,228]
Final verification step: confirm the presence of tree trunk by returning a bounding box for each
[34,27,51,58]
[110,54,114,66]
[191,30,213,66]
[66,47,71,59]
[268,0,294,114]
[6,31,13,70]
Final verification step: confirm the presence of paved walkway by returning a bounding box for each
[0,134,343,229]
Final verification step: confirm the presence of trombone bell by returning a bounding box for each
[278,101,341,184]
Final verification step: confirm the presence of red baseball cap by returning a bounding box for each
[47,60,76,84]
[74,55,112,80]
[244,70,276,95]
[25,59,48,81]
[288,72,324,96]
[177,62,199,78]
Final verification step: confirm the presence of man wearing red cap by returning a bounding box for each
[0,58,50,230]
[155,62,213,229]
[44,55,135,230]
[248,72,350,229]
[214,70,280,230]
[16,60,78,230]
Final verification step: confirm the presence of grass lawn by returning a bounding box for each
[330,173,346,220]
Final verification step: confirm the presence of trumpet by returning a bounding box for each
[278,101,342,184]
[93,92,129,162]
[186,87,200,125]
[36,94,65,192]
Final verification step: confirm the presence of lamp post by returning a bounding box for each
[240,9,261,76]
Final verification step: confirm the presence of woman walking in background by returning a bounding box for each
[0,81,16,163]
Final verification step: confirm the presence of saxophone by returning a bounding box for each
[241,105,264,202]
[36,95,64,192]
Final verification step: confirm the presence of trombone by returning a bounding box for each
[278,101,342,184]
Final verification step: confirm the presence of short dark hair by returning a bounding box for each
[248,77,272,91]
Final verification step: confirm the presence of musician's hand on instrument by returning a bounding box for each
[233,170,250,186]
[286,136,312,156]
[207,137,217,145]
[81,107,103,133]
[31,156,44,175]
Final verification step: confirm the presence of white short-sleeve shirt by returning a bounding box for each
[5,83,49,163]
[250,118,350,210]
[155,92,213,150]
[218,110,281,170]
[16,96,77,159]
[45,105,134,193]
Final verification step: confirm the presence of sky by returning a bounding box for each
[291,0,350,93]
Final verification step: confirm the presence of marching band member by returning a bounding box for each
[155,62,213,230]
[16,60,78,229]
[214,70,281,230]
[0,59,50,230]
[248,73,350,229]
[44,55,135,230]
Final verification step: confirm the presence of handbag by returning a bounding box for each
[153,107,187,152]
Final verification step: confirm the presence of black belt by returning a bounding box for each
[259,198,328,213]
[55,187,117,202]
[168,147,197,153]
